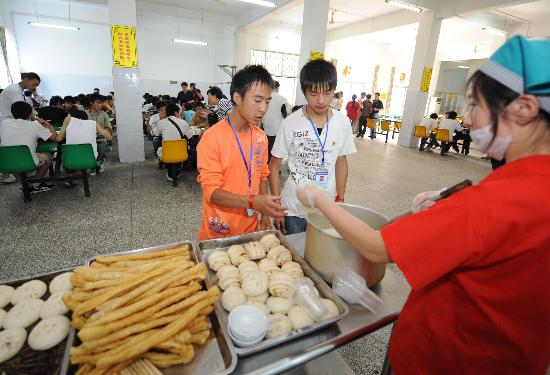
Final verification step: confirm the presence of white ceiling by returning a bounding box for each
[137,0,259,17]
[267,0,403,30]
[494,0,550,22]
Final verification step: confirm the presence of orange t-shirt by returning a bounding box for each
[197,119,269,240]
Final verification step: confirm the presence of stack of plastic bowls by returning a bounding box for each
[227,305,268,347]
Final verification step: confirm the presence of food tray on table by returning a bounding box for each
[0,268,75,375]
[61,242,237,375]
[196,230,349,357]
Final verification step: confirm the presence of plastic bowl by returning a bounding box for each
[228,325,265,347]
[228,305,268,343]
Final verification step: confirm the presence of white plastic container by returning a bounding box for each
[291,277,327,321]
[228,305,268,346]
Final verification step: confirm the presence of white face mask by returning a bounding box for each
[470,125,512,160]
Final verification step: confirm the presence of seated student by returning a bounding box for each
[152,103,193,161]
[183,102,195,124]
[190,102,209,128]
[56,110,112,156]
[37,96,68,125]
[86,93,112,173]
[425,111,463,154]
[206,86,234,119]
[0,101,57,192]
[148,101,167,134]
[419,113,439,151]
[63,96,75,114]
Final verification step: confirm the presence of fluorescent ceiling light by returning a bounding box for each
[385,0,422,13]
[240,0,276,7]
[28,22,79,31]
[482,27,506,37]
[457,65,469,69]
[173,38,208,46]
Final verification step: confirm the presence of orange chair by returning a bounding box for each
[435,129,451,143]
[392,121,401,139]
[161,139,188,186]
[380,120,392,143]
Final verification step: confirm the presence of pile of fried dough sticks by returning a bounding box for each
[62,244,220,375]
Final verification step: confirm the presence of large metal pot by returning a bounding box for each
[304,203,387,287]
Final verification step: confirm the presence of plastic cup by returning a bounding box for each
[332,268,383,313]
[291,277,327,321]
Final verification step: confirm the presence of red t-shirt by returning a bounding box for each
[345,101,361,121]
[381,155,550,374]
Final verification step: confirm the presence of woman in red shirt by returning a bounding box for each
[296,35,550,374]
[345,94,361,134]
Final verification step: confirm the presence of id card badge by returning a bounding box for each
[314,169,329,190]
[247,185,256,217]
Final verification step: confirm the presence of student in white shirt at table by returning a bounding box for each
[425,111,463,155]
[152,103,193,160]
[419,113,439,151]
[0,101,57,193]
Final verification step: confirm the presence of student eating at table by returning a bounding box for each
[196,65,286,240]
[294,35,550,374]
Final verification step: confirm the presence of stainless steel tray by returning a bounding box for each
[196,230,350,357]
[0,268,74,375]
[61,242,237,375]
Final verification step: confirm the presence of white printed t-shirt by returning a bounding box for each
[271,107,356,218]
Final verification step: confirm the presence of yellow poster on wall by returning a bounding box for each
[112,25,138,68]
[420,67,432,92]
[309,51,324,61]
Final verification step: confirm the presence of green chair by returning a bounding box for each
[0,145,37,202]
[62,144,99,197]
[53,123,62,132]
[36,141,58,153]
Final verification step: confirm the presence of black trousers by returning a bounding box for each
[267,135,276,163]
[357,116,368,137]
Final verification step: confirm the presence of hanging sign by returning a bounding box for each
[112,25,138,68]
[309,51,325,61]
[420,67,432,92]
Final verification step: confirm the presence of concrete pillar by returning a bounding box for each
[398,11,441,148]
[108,0,144,162]
[294,0,330,105]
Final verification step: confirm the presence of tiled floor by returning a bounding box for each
[0,136,493,374]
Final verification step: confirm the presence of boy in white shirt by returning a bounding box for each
[269,59,356,234]
[419,113,439,151]
[0,101,57,192]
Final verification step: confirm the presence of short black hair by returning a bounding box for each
[155,101,167,110]
[90,93,102,104]
[366,94,372,99]
[299,59,337,95]
[207,86,224,100]
[64,96,74,104]
[230,65,274,101]
[23,72,40,82]
[165,103,180,117]
[207,112,219,126]
[181,82,188,87]
[194,102,206,110]
[361,92,366,96]
[80,97,91,109]
[447,111,458,120]
[430,113,439,120]
[184,102,193,111]
[273,80,280,89]
[11,101,33,119]
[375,92,381,96]
[94,88,99,91]
[71,110,88,120]
[190,83,196,88]
[50,96,64,106]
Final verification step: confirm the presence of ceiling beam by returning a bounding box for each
[236,0,297,30]
[326,10,420,42]
[434,0,538,19]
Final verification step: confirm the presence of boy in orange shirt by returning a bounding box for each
[197,65,287,240]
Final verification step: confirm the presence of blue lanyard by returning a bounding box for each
[227,116,253,187]
[305,106,329,165]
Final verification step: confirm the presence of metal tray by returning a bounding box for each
[196,230,350,357]
[61,242,237,375]
[0,268,74,375]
